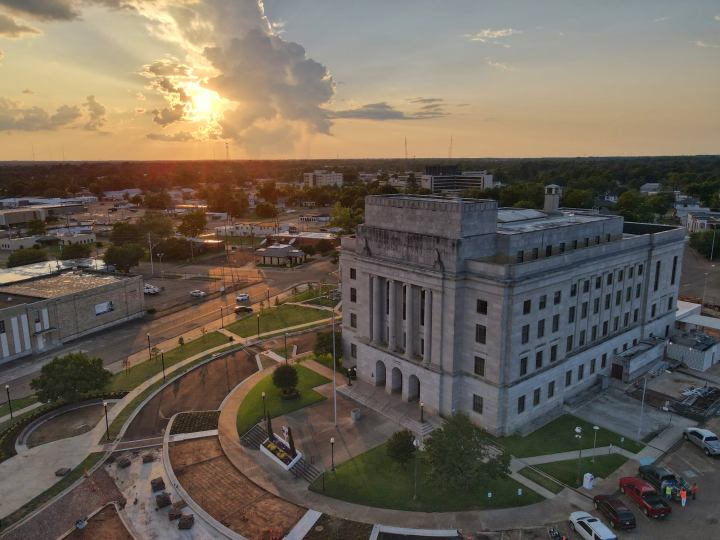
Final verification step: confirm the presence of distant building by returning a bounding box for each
[103,189,142,201]
[255,244,306,266]
[0,196,97,208]
[215,222,289,237]
[420,166,493,194]
[639,183,662,195]
[299,213,331,224]
[0,204,84,228]
[0,232,96,252]
[270,231,339,248]
[666,330,719,372]
[303,170,344,188]
[675,199,710,228]
[687,211,720,233]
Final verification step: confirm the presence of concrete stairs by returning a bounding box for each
[289,457,323,483]
[240,423,267,449]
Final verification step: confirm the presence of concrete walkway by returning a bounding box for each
[0,401,43,425]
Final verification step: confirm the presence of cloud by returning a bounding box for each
[146,131,195,142]
[0,49,3,62]
[22,88,34,94]
[83,94,106,131]
[0,13,40,37]
[0,0,81,21]
[140,58,194,126]
[142,58,191,77]
[653,16,669,23]
[464,28,521,45]
[485,57,514,71]
[694,40,720,48]
[0,97,81,131]
[330,101,448,121]
[407,97,444,104]
[715,15,720,21]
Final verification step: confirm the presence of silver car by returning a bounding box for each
[684,427,720,456]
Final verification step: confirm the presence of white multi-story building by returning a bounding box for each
[215,222,289,237]
[303,170,344,188]
[421,169,493,194]
[340,190,685,435]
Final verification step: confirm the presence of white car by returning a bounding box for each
[190,290,207,298]
[144,284,160,295]
[568,511,616,540]
[236,293,250,302]
[684,427,720,456]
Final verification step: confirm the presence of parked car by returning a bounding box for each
[593,495,636,530]
[190,290,207,298]
[236,293,250,302]
[618,477,671,518]
[234,305,253,314]
[144,283,160,295]
[638,465,689,501]
[684,427,720,456]
[568,511,617,540]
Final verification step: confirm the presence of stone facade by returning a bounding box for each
[340,194,686,435]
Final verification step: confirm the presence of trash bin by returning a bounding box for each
[351,408,361,422]
[583,472,594,490]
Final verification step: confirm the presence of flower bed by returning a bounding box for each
[260,434,302,470]
[169,411,220,435]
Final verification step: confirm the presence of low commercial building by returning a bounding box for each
[0,270,144,365]
[687,211,720,233]
[0,233,95,251]
[303,170,344,188]
[299,214,331,223]
[255,244,306,266]
[270,231,339,248]
[666,331,719,372]
[0,204,85,228]
[215,222,289,237]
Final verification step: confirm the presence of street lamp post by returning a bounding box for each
[103,401,110,441]
[161,351,166,382]
[591,425,599,463]
[420,401,425,423]
[637,376,648,441]
[284,332,288,365]
[261,391,266,418]
[331,311,337,427]
[220,306,224,329]
[256,314,260,338]
[330,437,335,472]
[146,333,151,360]
[5,384,12,420]
[575,426,583,486]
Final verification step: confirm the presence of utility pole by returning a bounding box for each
[331,310,338,427]
[636,376,647,441]
[148,234,155,276]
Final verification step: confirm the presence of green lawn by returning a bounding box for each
[311,353,343,372]
[310,442,542,512]
[495,414,644,457]
[107,331,230,392]
[533,453,629,488]
[0,395,38,418]
[518,467,564,494]
[227,304,329,338]
[236,364,330,435]
[284,286,338,307]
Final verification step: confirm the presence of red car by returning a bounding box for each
[619,477,671,518]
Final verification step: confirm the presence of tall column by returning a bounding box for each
[404,284,414,359]
[388,280,397,350]
[423,288,432,363]
[372,276,383,344]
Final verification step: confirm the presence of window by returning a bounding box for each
[654,260,661,291]
[579,330,586,346]
[606,233,611,242]
[590,358,596,374]
[578,364,585,380]
[535,350,543,369]
[571,283,577,297]
[613,316,619,331]
[554,290,562,305]
[583,280,590,293]
[546,245,552,257]
[581,302,588,319]
[520,356,528,376]
[604,294,611,309]
[521,324,529,344]
[550,344,557,362]
[420,290,426,324]
[595,276,602,289]
[476,324,487,344]
[638,263,644,276]
[595,235,601,244]
[616,290,621,306]
[633,308,639,322]
[566,335,573,352]
[626,287,631,302]
[636,284,642,299]
[350,313,357,328]
[629,266,634,279]
[532,247,539,259]
[350,343,357,358]
[539,295,547,310]
[601,353,607,369]
[0,320,4,334]
[602,321,608,336]
[516,250,524,263]
[607,273,613,286]
[585,237,590,247]
[533,388,541,406]
[548,381,556,398]
[569,306,576,323]
[350,268,357,279]
[560,242,566,253]
[477,299,488,314]
[651,304,656,318]
[473,394,484,414]
[565,370,572,387]
[552,314,560,333]
[591,325,597,341]
[573,239,579,249]
[618,270,624,282]
[624,312,629,327]
[523,300,532,314]
[593,298,600,314]
[537,319,545,338]
[671,256,678,285]
[474,356,486,377]
[517,395,526,414]
[350,287,357,302]
[668,296,674,311]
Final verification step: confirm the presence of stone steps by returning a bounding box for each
[289,457,323,484]
[240,423,267,449]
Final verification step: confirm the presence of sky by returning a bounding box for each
[0,0,718,160]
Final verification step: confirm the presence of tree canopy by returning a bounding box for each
[255,202,278,218]
[386,429,416,467]
[177,210,207,238]
[30,353,112,403]
[272,364,299,397]
[8,248,48,267]
[60,242,92,260]
[103,243,144,272]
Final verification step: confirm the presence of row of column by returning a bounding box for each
[370,275,432,363]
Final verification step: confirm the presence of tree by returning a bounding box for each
[140,212,174,239]
[8,248,47,267]
[424,412,510,489]
[177,210,207,238]
[616,190,654,222]
[60,242,92,260]
[272,364,299,398]
[110,222,143,245]
[156,237,192,260]
[330,202,363,233]
[103,243,144,272]
[316,239,334,255]
[26,219,46,236]
[314,330,342,358]
[386,429,416,467]
[30,353,112,403]
[143,191,172,210]
[256,202,278,218]
[562,188,595,209]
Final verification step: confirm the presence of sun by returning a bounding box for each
[184,83,222,122]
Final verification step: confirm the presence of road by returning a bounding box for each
[0,258,338,399]
[680,244,720,305]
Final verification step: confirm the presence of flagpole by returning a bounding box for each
[332,310,337,427]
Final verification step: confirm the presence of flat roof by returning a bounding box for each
[671,331,719,351]
[497,210,611,234]
[0,259,105,286]
[0,272,124,299]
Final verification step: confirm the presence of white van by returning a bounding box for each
[568,511,617,540]
[236,293,250,303]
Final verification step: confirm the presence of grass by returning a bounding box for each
[0,395,38,418]
[312,353,343,371]
[284,286,337,306]
[0,452,104,533]
[532,453,629,488]
[518,467,565,494]
[226,304,329,338]
[495,414,644,457]
[236,364,330,435]
[310,442,543,512]
[107,331,230,392]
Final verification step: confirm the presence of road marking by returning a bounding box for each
[673,450,715,474]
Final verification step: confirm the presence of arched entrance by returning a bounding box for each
[408,374,420,402]
[390,367,403,394]
[375,360,387,387]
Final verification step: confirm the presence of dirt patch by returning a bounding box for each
[303,514,373,540]
[263,332,318,356]
[65,504,132,540]
[28,403,113,448]
[123,349,257,441]
[169,438,305,538]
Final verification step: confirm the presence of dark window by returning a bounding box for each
[629,266,634,278]
[420,290,426,324]
[602,321,608,336]
[520,356,528,376]
[591,325,597,341]
[546,245,552,257]
[517,395,526,414]
[581,302,588,319]
[651,304,656,318]
[613,316,619,331]
[521,325,529,344]
[554,290,562,305]
[668,296,674,311]
[476,324,487,344]
[626,286,631,302]
[636,283,642,299]
[654,260,661,291]
[537,319,545,338]
[618,270,624,281]
[550,344,557,362]
[671,256,678,285]
[573,239,579,249]
[552,314,559,332]
[532,247,539,259]
[593,298,599,314]
[571,283,577,297]
[605,294,611,309]
[607,273,613,286]
[350,313,357,328]
[539,295,547,310]
[350,343,357,358]
[565,370,572,387]
[624,312,629,326]
[533,388,541,406]
[578,364,585,380]
[535,350,543,369]
[579,330,586,346]
[473,394,484,414]
[569,306,576,323]
[474,356,485,377]
[516,250,524,263]
[590,358,596,374]
[601,353,607,369]
[477,299,488,314]
[350,268,357,279]
[583,280,590,293]
[616,290,621,306]
[0,321,5,334]
[638,263,644,276]
[350,288,357,302]
[560,242,566,253]
[585,237,590,247]
[595,276,602,289]
[566,335,573,352]
[548,380,556,398]
[523,300,531,314]
[633,308,639,322]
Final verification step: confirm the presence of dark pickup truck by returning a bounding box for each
[638,465,689,501]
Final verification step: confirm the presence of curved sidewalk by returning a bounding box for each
[217,367,590,532]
